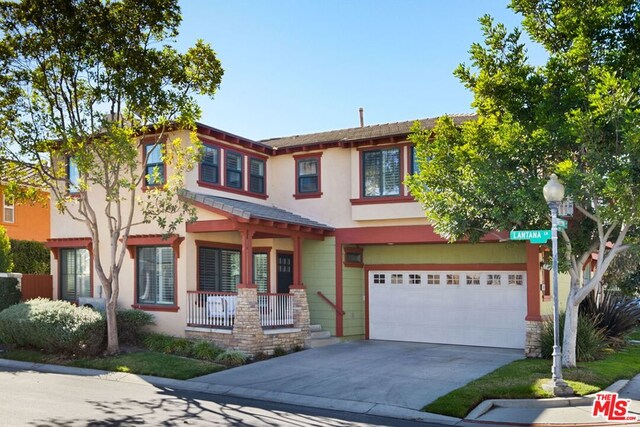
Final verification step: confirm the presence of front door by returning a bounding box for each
[277,253,293,294]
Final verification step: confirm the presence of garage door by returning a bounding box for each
[369,270,526,349]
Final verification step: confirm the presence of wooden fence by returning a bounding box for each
[20,274,53,301]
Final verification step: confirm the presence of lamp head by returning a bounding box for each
[543,173,565,203]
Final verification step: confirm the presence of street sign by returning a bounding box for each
[510,229,552,244]
[557,218,568,231]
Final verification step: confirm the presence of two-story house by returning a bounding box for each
[48,115,551,355]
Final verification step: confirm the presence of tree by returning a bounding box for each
[0,225,13,272]
[0,0,223,354]
[407,0,640,368]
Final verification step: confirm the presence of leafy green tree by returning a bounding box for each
[408,0,640,367]
[0,0,223,354]
[10,240,50,275]
[0,225,13,272]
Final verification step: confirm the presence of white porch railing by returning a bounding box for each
[187,291,237,328]
[258,293,294,328]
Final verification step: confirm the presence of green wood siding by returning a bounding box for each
[342,266,364,337]
[363,242,527,265]
[302,237,337,335]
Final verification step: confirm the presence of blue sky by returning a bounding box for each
[177,1,546,140]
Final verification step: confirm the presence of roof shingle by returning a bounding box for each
[259,114,476,149]
[180,190,334,231]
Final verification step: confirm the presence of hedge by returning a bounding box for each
[0,277,21,312]
[10,239,50,274]
[0,298,105,355]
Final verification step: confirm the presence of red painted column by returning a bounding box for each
[525,242,542,321]
[291,235,303,288]
[240,228,255,287]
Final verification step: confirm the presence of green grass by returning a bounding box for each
[0,349,225,380]
[627,328,640,341]
[424,342,640,418]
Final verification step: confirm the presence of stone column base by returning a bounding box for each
[525,320,543,358]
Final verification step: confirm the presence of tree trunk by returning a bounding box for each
[105,297,119,355]
[562,290,579,368]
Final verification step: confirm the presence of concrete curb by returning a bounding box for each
[465,380,631,421]
[0,358,462,425]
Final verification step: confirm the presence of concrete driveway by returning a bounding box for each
[190,340,522,410]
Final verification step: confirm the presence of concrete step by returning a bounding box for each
[305,336,341,349]
[310,330,331,339]
[309,324,323,332]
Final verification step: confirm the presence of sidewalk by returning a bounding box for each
[0,358,639,426]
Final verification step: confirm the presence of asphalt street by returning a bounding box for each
[0,368,445,427]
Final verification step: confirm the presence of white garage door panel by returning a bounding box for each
[369,271,527,349]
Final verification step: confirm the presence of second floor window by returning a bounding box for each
[2,194,14,223]
[144,143,164,186]
[201,145,219,184]
[249,158,265,194]
[297,158,319,193]
[67,157,80,193]
[362,148,401,197]
[226,151,243,189]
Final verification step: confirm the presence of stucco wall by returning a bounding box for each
[1,186,50,242]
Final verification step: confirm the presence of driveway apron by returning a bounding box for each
[190,340,523,410]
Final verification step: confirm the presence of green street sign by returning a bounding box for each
[510,229,552,244]
[557,218,568,231]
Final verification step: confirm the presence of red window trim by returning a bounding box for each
[131,242,180,312]
[248,156,267,197]
[343,246,364,268]
[197,140,269,200]
[224,149,244,191]
[141,137,167,191]
[52,243,94,301]
[359,145,405,200]
[293,152,323,199]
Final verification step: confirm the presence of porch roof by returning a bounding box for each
[180,190,334,233]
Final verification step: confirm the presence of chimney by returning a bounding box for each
[359,107,364,128]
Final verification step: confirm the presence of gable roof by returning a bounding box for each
[260,113,476,150]
[0,159,46,189]
[180,190,334,231]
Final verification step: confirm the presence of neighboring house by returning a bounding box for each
[48,115,552,355]
[0,161,50,242]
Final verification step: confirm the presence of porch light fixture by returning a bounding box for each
[542,174,574,397]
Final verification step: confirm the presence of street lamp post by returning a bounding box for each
[542,174,574,397]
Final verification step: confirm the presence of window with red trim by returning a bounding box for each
[67,157,81,194]
[225,151,243,189]
[249,157,265,194]
[144,143,165,186]
[294,153,322,198]
[362,147,401,197]
[136,246,175,306]
[59,247,91,301]
[200,145,220,185]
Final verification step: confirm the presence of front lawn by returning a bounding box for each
[0,348,225,380]
[424,342,640,418]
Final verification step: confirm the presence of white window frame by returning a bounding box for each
[3,194,14,223]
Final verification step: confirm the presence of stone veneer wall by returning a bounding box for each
[525,320,543,357]
[186,285,311,355]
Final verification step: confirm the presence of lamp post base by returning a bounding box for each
[542,379,574,397]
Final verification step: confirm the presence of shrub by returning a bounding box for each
[0,225,12,272]
[191,340,223,361]
[10,240,50,274]
[273,346,287,357]
[580,291,640,345]
[143,333,177,353]
[540,313,607,362]
[166,338,193,356]
[116,310,154,346]
[0,277,21,312]
[215,350,248,367]
[0,298,105,355]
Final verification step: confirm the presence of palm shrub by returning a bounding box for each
[215,349,248,367]
[580,291,640,346]
[0,298,105,355]
[115,310,154,345]
[0,277,21,312]
[540,313,607,362]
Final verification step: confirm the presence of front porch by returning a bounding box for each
[179,190,333,354]
[185,286,310,354]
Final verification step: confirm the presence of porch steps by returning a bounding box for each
[305,324,341,349]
